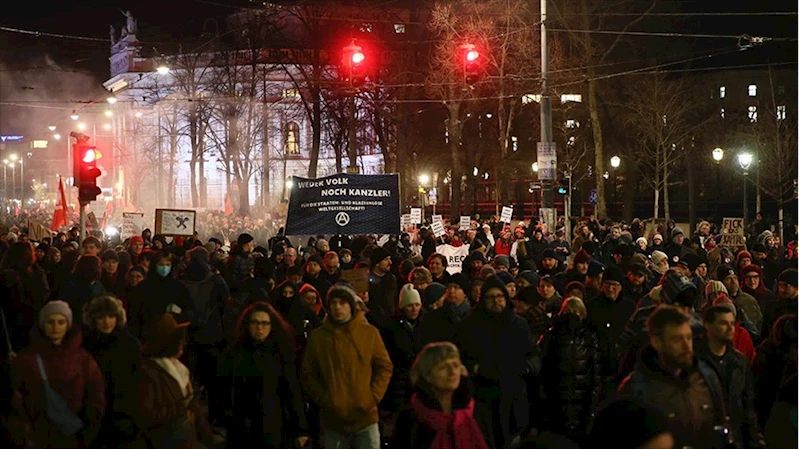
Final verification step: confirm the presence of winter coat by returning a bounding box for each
[126,273,195,339]
[300,312,393,433]
[619,346,729,449]
[753,331,798,428]
[1,266,50,349]
[227,250,255,293]
[537,314,602,441]
[180,261,229,345]
[519,292,563,341]
[419,300,472,346]
[367,270,398,328]
[380,314,425,411]
[10,328,106,449]
[217,338,308,448]
[695,341,766,449]
[584,294,637,379]
[761,298,798,341]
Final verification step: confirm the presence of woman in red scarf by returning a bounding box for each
[389,342,495,449]
[740,264,778,313]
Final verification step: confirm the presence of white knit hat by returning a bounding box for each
[398,284,422,309]
[39,300,73,329]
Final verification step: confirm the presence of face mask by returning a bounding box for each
[156,265,171,278]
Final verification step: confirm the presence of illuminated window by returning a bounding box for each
[719,86,726,98]
[284,122,300,155]
[394,24,406,33]
[748,105,758,122]
[565,119,579,129]
[511,135,518,152]
[522,94,541,104]
[777,105,786,120]
[281,88,300,99]
[560,94,582,103]
[31,140,48,148]
[748,84,757,97]
[360,23,373,33]
[720,108,725,119]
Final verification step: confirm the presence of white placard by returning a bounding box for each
[400,214,412,231]
[121,212,145,239]
[155,209,196,236]
[431,220,446,237]
[432,214,443,226]
[500,206,513,223]
[436,244,470,274]
[410,208,422,224]
[460,216,471,231]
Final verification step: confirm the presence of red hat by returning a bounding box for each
[574,248,592,265]
[514,225,525,234]
[130,235,144,245]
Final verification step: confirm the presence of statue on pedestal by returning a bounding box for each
[120,10,137,37]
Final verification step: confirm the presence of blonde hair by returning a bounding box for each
[559,296,587,319]
[410,342,465,385]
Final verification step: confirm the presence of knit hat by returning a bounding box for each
[565,281,586,297]
[631,253,649,267]
[716,264,737,282]
[423,282,447,309]
[518,270,540,288]
[679,252,700,272]
[306,253,323,267]
[778,268,798,289]
[574,248,592,265]
[316,239,328,250]
[494,255,510,269]
[661,270,697,307]
[671,227,684,240]
[652,233,663,243]
[448,273,471,297]
[587,260,605,278]
[237,233,254,246]
[495,270,516,287]
[613,243,633,258]
[101,249,119,262]
[470,250,487,264]
[712,294,737,317]
[129,235,144,245]
[517,286,539,305]
[602,265,625,284]
[129,266,146,277]
[628,263,651,279]
[39,300,73,329]
[369,246,391,267]
[541,248,557,260]
[480,275,510,303]
[635,237,648,248]
[142,313,190,354]
[84,295,127,329]
[705,280,728,297]
[736,250,753,265]
[588,397,672,448]
[479,265,496,279]
[398,284,422,309]
[326,284,359,314]
[740,264,764,279]
[650,250,667,267]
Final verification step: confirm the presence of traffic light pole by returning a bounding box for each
[348,94,358,174]
[79,202,86,243]
[540,0,554,212]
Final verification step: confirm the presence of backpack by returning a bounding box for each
[181,272,216,329]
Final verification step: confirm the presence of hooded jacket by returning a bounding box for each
[300,311,393,433]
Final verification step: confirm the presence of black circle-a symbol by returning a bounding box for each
[335,212,350,227]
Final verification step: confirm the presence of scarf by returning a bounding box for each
[153,357,191,397]
[410,394,489,449]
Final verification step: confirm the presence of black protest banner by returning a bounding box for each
[285,173,400,235]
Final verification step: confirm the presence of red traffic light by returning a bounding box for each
[82,148,101,163]
[465,49,479,62]
[351,51,365,65]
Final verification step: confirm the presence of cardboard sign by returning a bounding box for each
[500,206,513,223]
[121,212,145,239]
[410,208,422,225]
[27,221,50,242]
[340,268,370,293]
[400,214,412,231]
[155,209,196,236]
[431,219,446,237]
[460,216,471,231]
[87,212,99,230]
[720,217,745,249]
[432,214,443,226]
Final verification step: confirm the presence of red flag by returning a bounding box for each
[51,177,68,231]
[224,193,233,216]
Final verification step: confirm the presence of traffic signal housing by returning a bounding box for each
[75,143,102,203]
[342,42,366,88]
[556,178,569,195]
[462,43,481,85]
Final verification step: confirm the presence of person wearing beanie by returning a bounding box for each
[100,249,126,297]
[421,282,447,311]
[552,249,591,297]
[518,270,540,290]
[457,274,534,449]
[736,250,753,273]
[716,264,763,333]
[380,284,424,411]
[301,284,393,446]
[564,280,587,300]
[419,274,472,346]
[468,250,487,276]
[9,300,106,448]
[587,397,674,448]
[634,236,649,255]
[368,245,398,328]
[82,295,142,447]
[649,250,669,276]
[664,226,689,269]
[538,248,561,277]
[761,268,799,340]
[621,263,652,305]
[740,264,778,317]
[302,253,332,300]
[695,305,766,448]
[702,280,729,313]
[493,255,511,272]
[228,233,256,292]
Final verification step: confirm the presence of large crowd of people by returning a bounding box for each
[0,212,796,449]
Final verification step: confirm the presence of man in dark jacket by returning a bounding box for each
[457,275,534,449]
[621,262,651,305]
[696,305,766,449]
[420,274,471,345]
[227,233,255,293]
[761,268,798,340]
[368,246,398,328]
[619,305,731,449]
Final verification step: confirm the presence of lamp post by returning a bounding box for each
[712,148,724,221]
[2,160,7,198]
[738,152,753,224]
[9,154,18,199]
[418,174,430,224]
[610,155,621,218]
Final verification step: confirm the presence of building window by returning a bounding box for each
[359,23,373,33]
[777,85,785,95]
[281,88,300,99]
[720,108,725,119]
[719,86,726,98]
[565,119,579,129]
[777,105,786,120]
[394,24,406,33]
[560,94,582,103]
[522,94,541,104]
[748,84,757,97]
[511,136,518,152]
[31,140,48,149]
[284,122,300,155]
[748,105,758,122]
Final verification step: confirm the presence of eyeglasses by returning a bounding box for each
[249,320,272,327]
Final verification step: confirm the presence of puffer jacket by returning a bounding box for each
[300,311,393,433]
[537,313,602,440]
[619,346,730,449]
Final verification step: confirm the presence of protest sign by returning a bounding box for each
[155,209,196,236]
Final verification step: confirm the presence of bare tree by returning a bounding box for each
[622,74,709,220]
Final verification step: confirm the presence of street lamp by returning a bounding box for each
[53,133,61,140]
[70,110,79,120]
[610,156,621,218]
[738,152,754,222]
[106,96,118,104]
[2,160,7,198]
[156,64,170,75]
[77,123,86,131]
[532,162,539,173]
[712,148,724,220]
[48,125,56,131]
